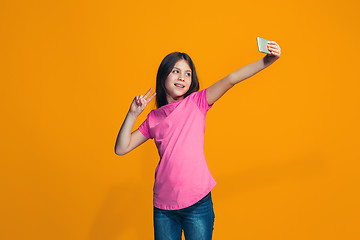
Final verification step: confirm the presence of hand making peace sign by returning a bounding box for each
[130,88,156,116]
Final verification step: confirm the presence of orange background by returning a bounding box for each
[1,0,359,239]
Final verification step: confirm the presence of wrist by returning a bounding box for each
[264,54,278,64]
[127,110,139,119]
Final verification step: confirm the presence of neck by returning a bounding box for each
[166,94,184,104]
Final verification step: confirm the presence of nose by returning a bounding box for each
[179,77,185,81]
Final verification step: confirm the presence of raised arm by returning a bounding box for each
[206,41,281,105]
[115,88,156,156]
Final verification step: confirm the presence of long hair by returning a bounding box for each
[156,52,200,108]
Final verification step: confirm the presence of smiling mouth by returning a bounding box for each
[174,83,185,88]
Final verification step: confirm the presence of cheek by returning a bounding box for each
[166,74,175,82]
[164,77,174,92]
[186,78,192,88]
[165,76,171,87]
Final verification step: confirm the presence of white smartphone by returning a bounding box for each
[257,37,271,54]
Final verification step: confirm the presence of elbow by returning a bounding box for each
[226,74,237,86]
[115,151,124,156]
[114,147,127,156]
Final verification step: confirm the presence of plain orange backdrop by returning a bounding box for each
[1,0,360,239]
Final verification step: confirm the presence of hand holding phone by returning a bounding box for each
[257,37,281,59]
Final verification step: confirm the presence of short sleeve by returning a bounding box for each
[191,88,213,113]
[138,113,153,139]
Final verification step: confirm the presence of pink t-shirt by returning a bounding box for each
[138,88,217,210]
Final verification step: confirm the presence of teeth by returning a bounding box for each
[175,84,184,88]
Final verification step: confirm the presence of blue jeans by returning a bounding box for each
[153,192,215,240]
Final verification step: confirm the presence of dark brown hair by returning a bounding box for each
[156,52,200,108]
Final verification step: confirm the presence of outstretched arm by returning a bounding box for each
[206,41,281,105]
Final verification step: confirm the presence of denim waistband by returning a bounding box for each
[195,191,211,205]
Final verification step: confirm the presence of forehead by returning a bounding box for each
[174,59,191,71]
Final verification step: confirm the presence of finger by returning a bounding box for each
[269,46,280,52]
[136,96,141,106]
[270,49,278,55]
[272,49,280,56]
[268,42,278,47]
[269,48,278,52]
[147,92,157,103]
[268,44,276,49]
[143,88,153,99]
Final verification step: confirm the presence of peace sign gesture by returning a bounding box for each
[129,88,156,116]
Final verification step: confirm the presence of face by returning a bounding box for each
[164,59,192,103]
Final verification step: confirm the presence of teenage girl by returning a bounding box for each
[115,41,281,240]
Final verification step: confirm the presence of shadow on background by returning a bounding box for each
[89,144,157,240]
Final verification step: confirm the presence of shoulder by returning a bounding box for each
[187,88,213,112]
[147,109,156,118]
[146,107,165,121]
[187,88,207,100]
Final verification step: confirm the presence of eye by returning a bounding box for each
[173,70,179,73]
[186,72,191,77]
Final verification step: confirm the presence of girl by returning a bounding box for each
[115,41,281,239]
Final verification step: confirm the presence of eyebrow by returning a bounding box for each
[173,67,191,72]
